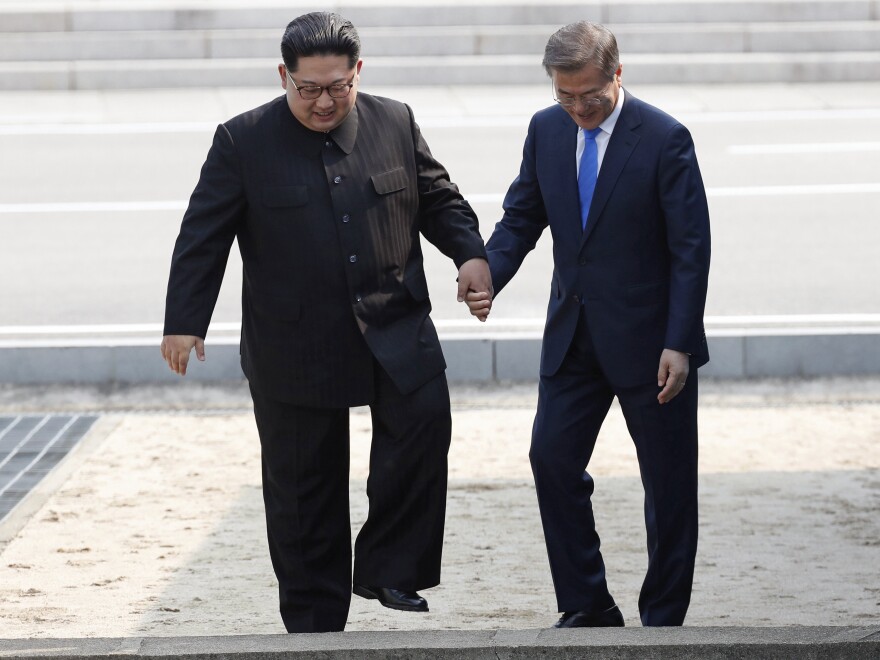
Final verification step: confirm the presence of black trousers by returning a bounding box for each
[530,307,699,626]
[250,366,451,633]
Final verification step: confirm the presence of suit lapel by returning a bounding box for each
[580,93,642,248]
[546,111,582,249]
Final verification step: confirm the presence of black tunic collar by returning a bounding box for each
[327,101,358,154]
[279,95,359,156]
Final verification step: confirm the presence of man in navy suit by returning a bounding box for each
[467,21,710,627]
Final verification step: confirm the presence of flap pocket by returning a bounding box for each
[262,185,309,208]
[371,167,407,195]
[626,280,667,307]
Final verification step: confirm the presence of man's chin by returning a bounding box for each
[575,114,602,130]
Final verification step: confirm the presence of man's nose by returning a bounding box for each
[315,90,335,107]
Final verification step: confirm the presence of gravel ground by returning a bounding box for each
[0,378,878,637]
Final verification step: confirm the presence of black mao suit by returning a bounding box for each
[163,92,487,632]
[484,90,710,626]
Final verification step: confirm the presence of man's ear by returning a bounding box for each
[278,64,288,89]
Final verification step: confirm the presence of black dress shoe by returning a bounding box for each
[554,605,625,628]
[352,584,428,612]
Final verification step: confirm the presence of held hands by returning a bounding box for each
[160,334,205,376]
[657,348,690,404]
[456,258,493,322]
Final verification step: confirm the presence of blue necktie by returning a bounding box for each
[578,127,602,230]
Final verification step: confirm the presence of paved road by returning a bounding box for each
[1,81,878,332]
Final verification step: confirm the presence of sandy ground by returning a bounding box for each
[0,379,878,638]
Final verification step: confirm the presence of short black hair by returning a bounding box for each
[280,12,361,73]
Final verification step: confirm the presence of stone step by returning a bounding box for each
[1,22,879,63]
[0,0,876,33]
[0,1,876,87]
[2,51,879,90]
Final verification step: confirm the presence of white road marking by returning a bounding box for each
[1,182,879,214]
[1,314,879,348]
[1,108,880,135]
[729,142,880,154]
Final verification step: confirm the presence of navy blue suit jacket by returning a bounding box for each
[487,91,711,386]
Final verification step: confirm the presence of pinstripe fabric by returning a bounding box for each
[164,93,486,407]
[165,90,477,634]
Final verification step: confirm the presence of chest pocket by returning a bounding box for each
[262,185,309,207]
[371,167,407,195]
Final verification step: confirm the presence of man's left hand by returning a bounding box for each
[657,348,690,404]
[456,258,493,322]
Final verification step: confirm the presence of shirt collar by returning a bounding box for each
[581,86,625,138]
[328,101,358,154]
[601,86,624,134]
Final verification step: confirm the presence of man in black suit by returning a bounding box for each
[161,12,491,633]
[467,22,710,627]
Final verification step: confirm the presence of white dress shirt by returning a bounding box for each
[575,87,625,177]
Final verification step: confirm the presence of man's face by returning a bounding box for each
[552,64,622,131]
[279,54,362,132]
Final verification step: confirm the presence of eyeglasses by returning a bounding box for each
[553,79,614,108]
[286,69,356,100]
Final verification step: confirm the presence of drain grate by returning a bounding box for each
[0,414,98,522]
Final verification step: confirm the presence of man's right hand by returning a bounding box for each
[160,335,205,376]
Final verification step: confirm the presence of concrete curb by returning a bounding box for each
[1,327,879,385]
[0,627,878,659]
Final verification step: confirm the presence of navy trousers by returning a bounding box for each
[530,307,699,626]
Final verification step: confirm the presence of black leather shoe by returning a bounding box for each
[352,584,428,612]
[554,605,625,628]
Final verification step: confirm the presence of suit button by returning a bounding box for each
[349,255,357,263]
[572,294,580,303]
[333,175,342,184]
[355,294,362,303]
[578,259,587,266]
[325,140,332,147]
[342,214,350,223]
